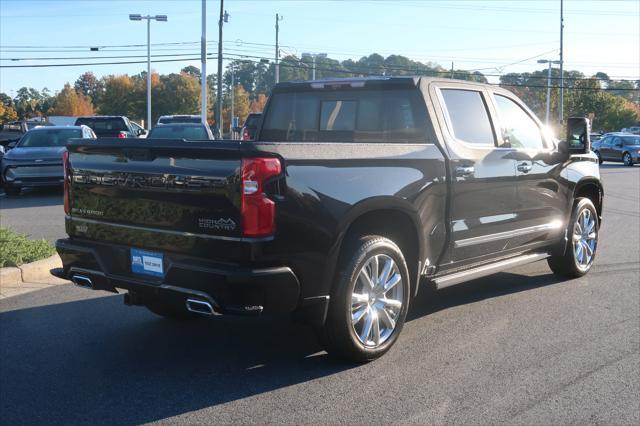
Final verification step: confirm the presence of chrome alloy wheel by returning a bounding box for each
[573,208,597,270]
[351,254,403,348]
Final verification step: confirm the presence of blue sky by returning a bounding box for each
[1,0,638,95]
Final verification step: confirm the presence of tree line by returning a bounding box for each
[1,52,638,131]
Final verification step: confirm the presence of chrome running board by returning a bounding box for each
[433,252,550,290]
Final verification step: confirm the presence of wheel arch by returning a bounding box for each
[327,197,425,299]
[573,179,604,224]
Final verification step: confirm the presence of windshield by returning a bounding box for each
[158,116,201,124]
[26,122,53,130]
[18,129,82,147]
[75,118,126,132]
[148,125,209,140]
[623,136,640,146]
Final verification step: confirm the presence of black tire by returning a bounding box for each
[3,184,21,196]
[623,152,634,166]
[594,151,602,165]
[319,235,411,362]
[548,198,599,278]
[145,299,200,320]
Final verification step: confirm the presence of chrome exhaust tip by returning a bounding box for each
[71,275,93,289]
[185,298,215,315]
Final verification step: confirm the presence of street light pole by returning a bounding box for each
[302,52,326,81]
[538,59,562,125]
[129,14,167,130]
[559,0,564,124]
[147,17,151,130]
[275,14,282,84]
[216,1,227,138]
[201,0,207,125]
[231,62,234,137]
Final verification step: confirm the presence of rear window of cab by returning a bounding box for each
[260,89,428,143]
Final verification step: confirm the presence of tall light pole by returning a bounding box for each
[275,14,283,83]
[559,0,564,124]
[129,14,167,130]
[200,0,207,125]
[302,52,327,80]
[217,3,228,138]
[537,59,562,125]
[230,62,235,137]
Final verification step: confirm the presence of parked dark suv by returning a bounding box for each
[74,116,146,139]
[54,77,601,362]
[592,133,640,166]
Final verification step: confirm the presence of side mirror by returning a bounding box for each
[137,128,147,136]
[565,117,591,154]
[7,141,17,149]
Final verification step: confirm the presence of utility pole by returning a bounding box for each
[275,14,282,84]
[216,1,226,138]
[450,62,454,79]
[538,59,561,125]
[559,0,564,124]
[129,14,167,130]
[230,62,234,137]
[200,0,207,125]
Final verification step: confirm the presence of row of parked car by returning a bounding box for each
[0,113,264,195]
[592,133,640,166]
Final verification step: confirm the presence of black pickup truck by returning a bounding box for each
[53,77,602,361]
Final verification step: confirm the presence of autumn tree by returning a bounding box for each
[181,66,201,79]
[249,94,268,114]
[0,93,18,124]
[130,71,161,121]
[99,75,136,117]
[74,71,103,103]
[154,72,201,121]
[13,87,49,118]
[48,83,95,116]
[222,85,250,130]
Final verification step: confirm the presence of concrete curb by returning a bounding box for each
[0,255,62,287]
[0,267,22,287]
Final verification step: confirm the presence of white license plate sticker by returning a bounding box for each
[131,249,164,277]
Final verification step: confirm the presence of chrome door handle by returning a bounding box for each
[455,166,475,177]
[517,162,532,173]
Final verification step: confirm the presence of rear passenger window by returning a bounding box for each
[440,89,495,145]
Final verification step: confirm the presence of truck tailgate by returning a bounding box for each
[65,139,266,254]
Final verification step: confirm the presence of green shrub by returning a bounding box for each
[0,227,56,267]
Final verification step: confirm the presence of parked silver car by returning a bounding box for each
[1,125,95,195]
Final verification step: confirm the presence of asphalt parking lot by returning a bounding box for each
[0,164,638,425]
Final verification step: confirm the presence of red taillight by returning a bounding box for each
[63,150,71,215]
[117,131,127,139]
[242,127,250,141]
[241,157,281,237]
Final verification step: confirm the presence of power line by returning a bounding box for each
[1,48,637,91]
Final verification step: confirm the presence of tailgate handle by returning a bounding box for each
[124,149,155,161]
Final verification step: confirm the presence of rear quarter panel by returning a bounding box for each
[253,142,448,298]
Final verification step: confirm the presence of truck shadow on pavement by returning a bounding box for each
[0,187,63,209]
[0,270,565,424]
